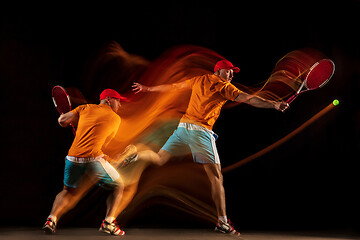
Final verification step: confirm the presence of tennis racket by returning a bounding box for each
[52,85,76,135]
[286,59,335,104]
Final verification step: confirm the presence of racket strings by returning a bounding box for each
[305,60,335,90]
[53,87,71,114]
[260,54,318,101]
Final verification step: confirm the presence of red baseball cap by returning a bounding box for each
[214,59,240,73]
[100,89,128,101]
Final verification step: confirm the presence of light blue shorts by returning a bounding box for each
[161,123,220,164]
[64,157,120,189]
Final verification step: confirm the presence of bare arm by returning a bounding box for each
[58,112,77,127]
[132,81,189,94]
[235,92,289,112]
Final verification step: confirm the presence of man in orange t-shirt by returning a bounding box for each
[132,59,289,236]
[43,89,128,236]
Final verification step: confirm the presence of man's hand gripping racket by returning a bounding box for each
[275,101,290,112]
[286,59,335,104]
[52,86,76,135]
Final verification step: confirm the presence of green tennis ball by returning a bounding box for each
[333,99,340,106]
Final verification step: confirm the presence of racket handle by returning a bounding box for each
[286,94,298,104]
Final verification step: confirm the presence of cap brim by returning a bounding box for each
[232,67,240,73]
[117,96,130,102]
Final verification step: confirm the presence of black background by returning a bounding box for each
[1,2,359,233]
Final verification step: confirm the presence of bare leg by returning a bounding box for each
[105,177,125,219]
[112,182,139,217]
[137,149,171,166]
[106,149,172,220]
[202,163,226,217]
[105,193,114,217]
[49,177,94,221]
[101,148,172,222]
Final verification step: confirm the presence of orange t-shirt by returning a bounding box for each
[180,74,242,130]
[67,104,121,158]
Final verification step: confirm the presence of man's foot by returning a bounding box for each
[215,219,241,237]
[42,218,56,234]
[116,144,138,168]
[99,219,125,236]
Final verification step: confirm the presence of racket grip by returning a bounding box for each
[286,94,298,104]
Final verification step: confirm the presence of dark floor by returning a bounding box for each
[0,228,358,240]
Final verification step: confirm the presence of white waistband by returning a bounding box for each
[66,155,104,163]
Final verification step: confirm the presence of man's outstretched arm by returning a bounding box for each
[235,92,289,112]
[132,81,189,94]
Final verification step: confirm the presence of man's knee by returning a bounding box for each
[63,185,76,194]
[203,164,223,183]
[157,150,171,166]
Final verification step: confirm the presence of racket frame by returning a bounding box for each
[52,85,76,135]
[286,59,335,104]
